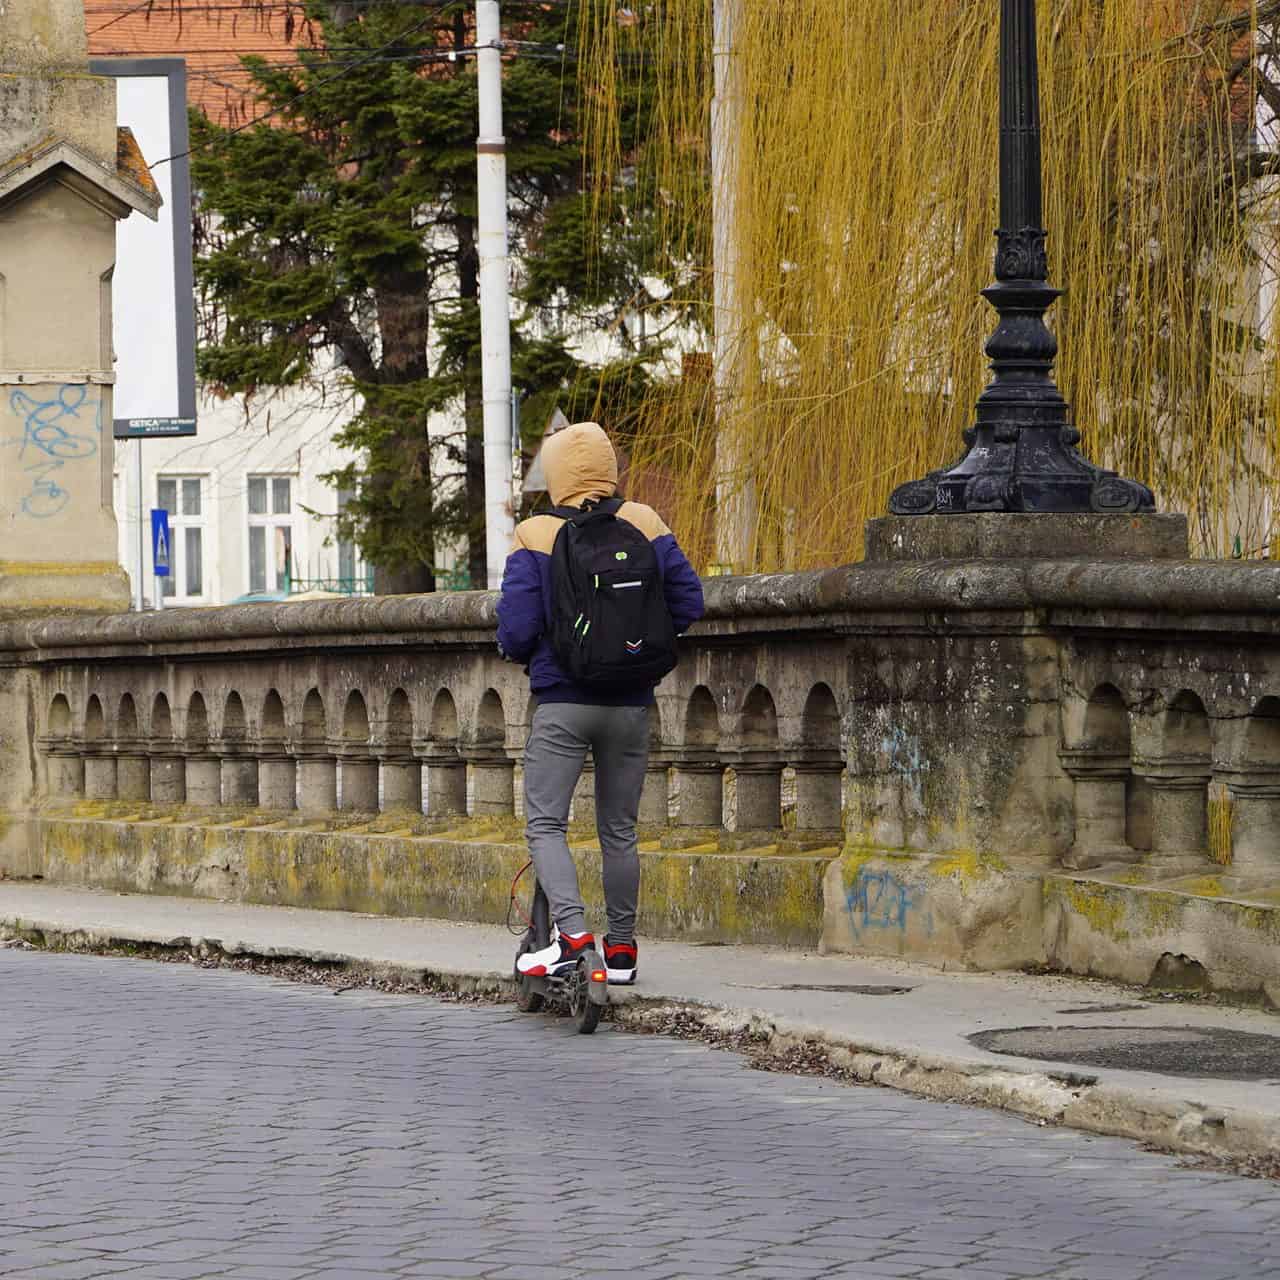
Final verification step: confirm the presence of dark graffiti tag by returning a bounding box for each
[7,386,99,518]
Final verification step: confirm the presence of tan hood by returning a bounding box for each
[542,421,619,507]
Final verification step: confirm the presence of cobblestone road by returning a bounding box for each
[3,950,1280,1280]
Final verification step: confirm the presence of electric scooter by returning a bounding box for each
[513,877,609,1034]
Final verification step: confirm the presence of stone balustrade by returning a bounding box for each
[8,557,1280,875]
[8,547,1280,985]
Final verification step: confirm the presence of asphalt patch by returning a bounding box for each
[971,1023,1280,1080]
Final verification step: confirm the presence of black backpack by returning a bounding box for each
[548,498,679,691]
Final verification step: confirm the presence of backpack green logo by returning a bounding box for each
[615,551,628,561]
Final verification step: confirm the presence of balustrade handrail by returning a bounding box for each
[7,557,1280,656]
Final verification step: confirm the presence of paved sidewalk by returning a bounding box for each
[3,881,1280,1163]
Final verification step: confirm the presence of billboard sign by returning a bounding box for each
[90,58,198,440]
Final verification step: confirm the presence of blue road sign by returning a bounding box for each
[151,509,171,578]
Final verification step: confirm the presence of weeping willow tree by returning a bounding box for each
[576,0,1280,569]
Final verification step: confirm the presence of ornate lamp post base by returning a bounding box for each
[889,0,1154,520]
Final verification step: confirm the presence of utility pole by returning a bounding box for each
[476,0,515,588]
[710,0,753,574]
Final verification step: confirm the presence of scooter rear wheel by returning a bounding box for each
[514,934,545,1013]
[568,957,603,1035]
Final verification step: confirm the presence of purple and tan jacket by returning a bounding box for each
[496,422,705,706]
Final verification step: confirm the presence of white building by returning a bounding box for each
[113,383,367,608]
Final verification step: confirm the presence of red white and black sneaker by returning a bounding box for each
[517,927,595,978]
[603,936,638,985]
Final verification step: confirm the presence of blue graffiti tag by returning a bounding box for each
[7,386,99,518]
[845,867,932,939]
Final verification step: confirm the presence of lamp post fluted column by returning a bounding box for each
[889,0,1153,517]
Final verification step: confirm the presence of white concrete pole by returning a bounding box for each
[476,0,515,589]
[711,0,754,574]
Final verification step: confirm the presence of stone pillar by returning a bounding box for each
[41,741,84,800]
[732,757,783,832]
[422,749,467,819]
[257,753,296,811]
[673,758,723,828]
[1220,770,1280,877]
[1136,761,1211,872]
[184,753,221,808]
[638,760,670,826]
[1059,750,1136,870]
[792,757,844,837]
[337,748,380,813]
[380,752,422,813]
[149,744,186,804]
[83,751,117,801]
[218,744,259,807]
[296,750,338,816]
[470,750,515,817]
[115,738,151,802]
[0,0,159,614]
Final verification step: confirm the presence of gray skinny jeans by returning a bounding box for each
[522,701,650,943]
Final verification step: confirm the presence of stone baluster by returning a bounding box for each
[1218,767,1280,877]
[295,742,338,815]
[469,745,515,817]
[380,747,422,813]
[257,747,296,811]
[115,731,151,802]
[149,735,186,804]
[1059,749,1136,870]
[336,741,380,813]
[671,750,724,833]
[217,738,258,807]
[638,756,671,827]
[83,741,118,801]
[1133,757,1211,872]
[790,751,845,846]
[41,737,84,800]
[730,750,784,836]
[418,738,467,819]
[184,747,222,808]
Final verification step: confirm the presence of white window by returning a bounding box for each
[156,475,205,602]
[336,486,369,593]
[247,474,293,595]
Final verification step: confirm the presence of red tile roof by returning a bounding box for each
[85,1,317,125]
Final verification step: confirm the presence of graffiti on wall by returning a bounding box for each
[5,385,100,518]
[845,865,933,940]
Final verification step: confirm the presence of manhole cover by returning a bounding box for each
[970,1024,1280,1079]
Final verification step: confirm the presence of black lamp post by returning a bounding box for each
[888,0,1154,516]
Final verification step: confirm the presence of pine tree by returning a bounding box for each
[190,0,663,592]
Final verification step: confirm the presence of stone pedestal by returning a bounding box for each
[733,759,783,832]
[865,513,1189,562]
[116,740,150,802]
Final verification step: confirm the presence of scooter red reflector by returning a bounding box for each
[590,969,607,983]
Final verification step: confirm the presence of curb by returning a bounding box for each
[4,913,1278,1167]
